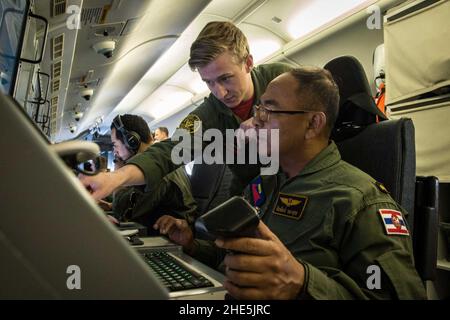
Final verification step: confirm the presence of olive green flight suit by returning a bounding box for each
[112,167,197,231]
[191,142,427,299]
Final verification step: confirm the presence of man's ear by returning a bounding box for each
[245,54,254,72]
[305,112,327,140]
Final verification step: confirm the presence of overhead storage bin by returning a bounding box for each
[384,0,450,105]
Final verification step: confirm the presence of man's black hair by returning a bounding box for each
[290,67,340,134]
[110,114,152,145]
[157,127,169,136]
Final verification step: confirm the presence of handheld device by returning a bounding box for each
[194,196,260,240]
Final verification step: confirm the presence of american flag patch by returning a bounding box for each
[378,209,410,236]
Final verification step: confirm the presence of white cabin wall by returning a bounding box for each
[149,104,197,137]
[276,16,385,95]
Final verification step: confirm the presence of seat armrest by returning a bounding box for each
[414,206,438,281]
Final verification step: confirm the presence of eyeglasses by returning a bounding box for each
[253,104,314,122]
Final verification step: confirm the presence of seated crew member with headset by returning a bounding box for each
[108,114,197,234]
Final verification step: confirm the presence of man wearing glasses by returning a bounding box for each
[157,67,426,300]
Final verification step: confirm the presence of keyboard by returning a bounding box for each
[141,251,214,292]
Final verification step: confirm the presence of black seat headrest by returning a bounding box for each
[324,56,387,141]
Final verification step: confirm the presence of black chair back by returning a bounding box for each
[337,118,416,225]
[324,55,387,142]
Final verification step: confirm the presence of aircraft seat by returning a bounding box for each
[414,176,439,281]
[336,118,416,223]
[324,55,387,142]
[325,55,438,282]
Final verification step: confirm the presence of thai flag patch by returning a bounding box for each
[378,209,410,236]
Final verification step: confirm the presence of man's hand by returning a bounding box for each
[154,215,194,254]
[106,215,119,225]
[215,221,305,300]
[98,199,112,211]
[79,171,120,201]
[236,117,258,150]
[239,117,255,131]
[78,164,145,201]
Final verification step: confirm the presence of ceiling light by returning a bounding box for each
[240,23,284,64]
[287,0,371,39]
[249,39,282,63]
[161,64,208,96]
[136,86,193,120]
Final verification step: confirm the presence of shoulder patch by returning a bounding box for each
[374,181,389,194]
[250,176,266,207]
[378,209,410,236]
[179,114,201,134]
[273,193,307,220]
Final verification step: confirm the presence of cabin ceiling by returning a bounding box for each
[33,0,399,142]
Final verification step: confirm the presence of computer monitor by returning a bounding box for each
[0,92,168,299]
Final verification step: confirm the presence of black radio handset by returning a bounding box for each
[194,196,260,241]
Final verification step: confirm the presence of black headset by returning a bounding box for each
[112,115,141,153]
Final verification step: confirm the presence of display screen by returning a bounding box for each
[0,0,28,96]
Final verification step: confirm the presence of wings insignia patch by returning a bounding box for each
[280,197,302,207]
[273,193,308,220]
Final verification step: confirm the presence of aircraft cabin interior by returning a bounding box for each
[0,0,449,300]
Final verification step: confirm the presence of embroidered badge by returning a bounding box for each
[178,114,201,134]
[250,176,266,207]
[273,193,308,220]
[378,209,410,236]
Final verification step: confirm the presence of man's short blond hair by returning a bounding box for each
[188,21,250,71]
